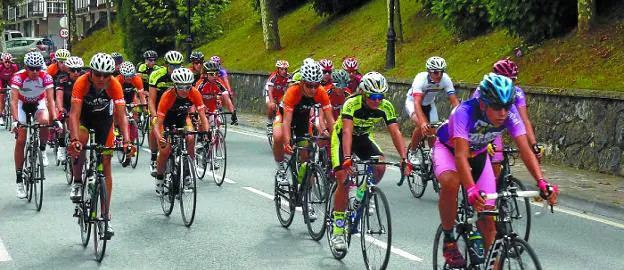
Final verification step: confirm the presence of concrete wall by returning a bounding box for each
[229,71,624,176]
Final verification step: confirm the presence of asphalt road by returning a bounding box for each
[0,127,622,269]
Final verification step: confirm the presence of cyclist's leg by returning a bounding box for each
[432,139,460,232]
[34,100,50,151]
[358,134,386,183]
[405,99,421,152]
[149,117,158,165]
[472,153,497,250]
[14,106,27,185]
[185,117,196,159]
[72,126,90,184]
[0,89,5,119]
[155,127,171,176]
[427,103,439,147]
[330,131,349,245]
[491,135,503,178]
[94,116,115,213]
[272,112,286,162]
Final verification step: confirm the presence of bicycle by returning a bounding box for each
[325,156,401,270]
[1,88,11,130]
[160,126,206,227]
[433,188,545,270]
[273,135,330,241]
[193,111,230,185]
[137,108,150,147]
[114,103,144,168]
[398,122,442,198]
[18,118,53,212]
[72,130,126,262]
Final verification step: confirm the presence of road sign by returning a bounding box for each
[59,28,69,39]
[60,16,68,28]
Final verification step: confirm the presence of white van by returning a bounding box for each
[4,30,24,42]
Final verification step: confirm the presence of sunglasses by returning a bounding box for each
[429,70,443,75]
[176,84,192,91]
[366,93,384,101]
[146,58,156,62]
[92,70,111,79]
[489,103,512,111]
[323,70,332,74]
[304,82,319,89]
[123,74,135,79]
[204,71,218,77]
[169,64,182,69]
[69,68,82,73]
[333,83,348,89]
[26,66,42,72]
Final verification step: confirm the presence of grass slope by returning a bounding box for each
[72,22,124,63]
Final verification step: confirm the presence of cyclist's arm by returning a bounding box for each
[133,77,147,105]
[321,108,335,135]
[55,87,64,114]
[513,134,544,182]
[516,106,537,146]
[449,94,460,108]
[222,75,232,92]
[148,86,158,117]
[154,116,164,143]
[267,85,276,103]
[114,102,130,142]
[282,110,294,144]
[197,109,209,132]
[387,123,407,159]
[453,138,476,189]
[341,118,354,158]
[45,87,57,120]
[412,94,428,126]
[10,87,19,122]
[68,99,82,141]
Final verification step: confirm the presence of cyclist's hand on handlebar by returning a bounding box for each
[487,143,497,157]
[11,121,18,133]
[420,122,431,136]
[123,141,137,156]
[68,140,82,157]
[467,186,486,212]
[284,143,294,155]
[537,179,558,206]
[401,158,412,176]
[341,156,354,176]
[532,144,544,162]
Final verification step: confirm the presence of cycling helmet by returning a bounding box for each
[342,57,359,71]
[425,56,447,71]
[171,68,195,84]
[143,50,158,59]
[110,52,124,63]
[65,56,84,68]
[359,72,388,94]
[477,73,516,106]
[55,49,71,61]
[210,55,221,65]
[119,61,136,77]
[318,59,333,71]
[331,69,350,88]
[190,51,205,62]
[492,59,518,79]
[202,61,220,72]
[89,53,116,73]
[303,58,315,65]
[24,52,45,68]
[164,51,184,65]
[1,52,12,62]
[300,62,323,83]
[275,60,289,69]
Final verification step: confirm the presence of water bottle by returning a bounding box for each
[297,162,307,184]
[468,230,485,264]
[87,177,96,218]
[348,184,357,209]
[352,184,366,210]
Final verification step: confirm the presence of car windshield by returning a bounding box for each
[6,39,35,48]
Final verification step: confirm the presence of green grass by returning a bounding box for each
[74,0,624,91]
[72,22,124,63]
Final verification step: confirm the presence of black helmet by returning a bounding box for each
[190,51,205,62]
[202,61,220,72]
[143,50,158,59]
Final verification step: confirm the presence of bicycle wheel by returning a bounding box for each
[130,126,140,169]
[53,140,60,166]
[79,182,91,246]
[65,155,73,185]
[505,177,532,242]
[194,136,208,180]
[33,148,44,212]
[266,124,273,148]
[325,182,348,260]
[274,165,295,227]
[500,238,542,270]
[303,164,329,241]
[432,224,471,270]
[23,146,33,202]
[406,170,427,198]
[360,186,392,270]
[92,178,109,262]
[137,113,147,146]
[179,156,197,227]
[219,113,227,139]
[114,136,125,165]
[160,157,175,216]
[211,130,227,186]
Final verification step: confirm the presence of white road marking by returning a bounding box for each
[229,128,266,140]
[242,186,423,262]
[530,201,624,229]
[0,238,12,262]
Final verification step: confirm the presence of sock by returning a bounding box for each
[333,211,345,234]
[16,169,22,183]
[151,151,157,162]
[443,229,455,242]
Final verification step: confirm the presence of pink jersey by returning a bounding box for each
[0,64,19,85]
[10,70,53,103]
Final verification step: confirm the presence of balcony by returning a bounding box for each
[47,0,67,15]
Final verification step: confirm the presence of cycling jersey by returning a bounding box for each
[278,83,332,137]
[0,63,19,88]
[148,67,174,105]
[10,70,54,103]
[326,84,353,120]
[138,63,162,86]
[406,72,455,106]
[195,77,227,113]
[346,73,362,94]
[264,71,289,101]
[115,74,144,104]
[219,67,228,78]
[55,74,78,112]
[157,88,205,128]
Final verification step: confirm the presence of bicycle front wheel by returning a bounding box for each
[360,186,392,270]
[23,146,33,202]
[407,171,427,198]
[33,148,44,212]
[211,130,227,186]
[303,164,329,241]
[506,177,532,242]
[179,156,197,227]
[79,182,91,246]
[93,179,109,262]
[274,168,295,228]
[138,113,148,146]
[194,136,208,180]
[130,126,140,169]
[500,238,542,270]
[160,157,176,216]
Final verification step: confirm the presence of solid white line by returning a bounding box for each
[224,178,237,184]
[242,185,423,262]
[0,238,12,262]
[229,128,266,140]
[530,201,624,229]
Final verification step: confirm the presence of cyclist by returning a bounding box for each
[154,68,209,195]
[10,52,60,198]
[67,53,134,237]
[47,49,71,78]
[433,73,559,268]
[137,50,161,87]
[406,56,459,165]
[148,50,184,177]
[272,61,335,186]
[55,56,85,163]
[342,57,362,94]
[195,61,230,127]
[189,51,204,84]
[477,59,541,177]
[264,60,290,128]
[115,62,148,166]
[329,72,410,251]
[0,52,19,126]
[209,55,238,125]
[110,52,124,77]
[316,69,352,136]
[318,59,334,89]
[288,58,315,84]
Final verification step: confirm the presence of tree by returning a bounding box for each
[577,0,596,35]
[1,0,20,52]
[106,0,113,34]
[394,0,404,42]
[259,0,281,50]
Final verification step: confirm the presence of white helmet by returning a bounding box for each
[65,56,84,68]
[300,62,323,83]
[358,71,388,94]
[164,50,184,65]
[303,58,315,66]
[275,60,289,69]
[89,53,116,73]
[24,52,45,68]
[170,68,194,84]
[425,56,447,71]
[119,61,136,77]
[55,49,71,61]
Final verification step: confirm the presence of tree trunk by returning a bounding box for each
[259,0,280,51]
[106,0,113,34]
[577,0,596,35]
[395,0,403,42]
[69,0,78,45]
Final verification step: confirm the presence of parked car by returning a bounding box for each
[5,37,56,64]
[3,30,24,42]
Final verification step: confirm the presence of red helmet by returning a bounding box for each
[492,59,518,79]
[318,59,333,71]
[1,52,12,62]
[275,60,289,69]
[342,57,359,71]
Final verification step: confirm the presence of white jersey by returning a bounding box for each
[405,72,455,106]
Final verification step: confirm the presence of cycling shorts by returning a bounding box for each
[331,132,383,170]
[80,113,114,148]
[404,100,438,123]
[273,108,310,139]
[18,100,47,124]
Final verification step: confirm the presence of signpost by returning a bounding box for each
[59,27,69,49]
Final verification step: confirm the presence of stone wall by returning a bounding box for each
[229,71,624,176]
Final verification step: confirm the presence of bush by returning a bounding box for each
[418,0,436,13]
[431,0,492,39]
[310,0,372,16]
[487,0,577,43]
[250,0,307,15]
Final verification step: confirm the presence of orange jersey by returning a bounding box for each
[281,83,332,114]
[71,73,125,114]
[157,87,205,120]
[47,62,59,76]
[115,74,144,104]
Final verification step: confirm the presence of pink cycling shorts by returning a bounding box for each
[432,138,496,206]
